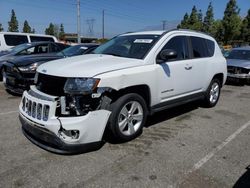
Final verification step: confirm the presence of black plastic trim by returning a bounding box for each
[150,92,205,114]
[19,115,104,155]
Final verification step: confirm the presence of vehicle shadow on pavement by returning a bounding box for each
[145,101,199,128]
[233,165,250,188]
[225,80,249,87]
[104,101,199,144]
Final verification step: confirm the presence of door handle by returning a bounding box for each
[185,65,192,70]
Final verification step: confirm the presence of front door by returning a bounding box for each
[157,35,199,102]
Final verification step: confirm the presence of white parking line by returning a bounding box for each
[0,110,18,116]
[176,119,250,187]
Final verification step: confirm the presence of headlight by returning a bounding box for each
[64,78,100,94]
[18,63,38,72]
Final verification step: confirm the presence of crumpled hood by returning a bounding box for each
[37,54,144,77]
[227,59,250,69]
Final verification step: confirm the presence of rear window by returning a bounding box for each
[4,34,28,46]
[190,36,215,58]
[30,36,55,42]
[51,43,68,52]
[206,39,215,57]
[227,50,250,60]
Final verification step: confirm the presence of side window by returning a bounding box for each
[190,36,208,58]
[30,36,55,42]
[4,34,28,46]
[18,46,35,55]
[55,43,69,51]
[206,39,215,57]
[50,43,63,52]
[34,44,49,54]
[158,36,189,61]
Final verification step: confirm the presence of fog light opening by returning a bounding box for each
[60,129,80,140]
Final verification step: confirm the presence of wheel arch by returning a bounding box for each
[212,73,224,87]
[107,84,151,110]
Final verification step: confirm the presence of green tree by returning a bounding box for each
[222,0,241,44]
[197,9,203,31]
[188,6,202,31]
[54,24,60,38]
[59,23,65,40]
[22,20,32,33]
[240,9,250,43]
[31,28,35,33]
[45,23,55,36]
[177,13,189,29]
[212,20,224,42]
[203,2,215,34]
[198,9,203,22]
[8,9,19,32]
[0,23,4,32]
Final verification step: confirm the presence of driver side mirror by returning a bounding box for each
[157,49,177,63]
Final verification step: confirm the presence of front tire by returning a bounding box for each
[108,93,147,142]
[203,78,221,108]
[0,68,4,82]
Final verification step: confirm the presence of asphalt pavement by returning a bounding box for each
[0,82,250,188]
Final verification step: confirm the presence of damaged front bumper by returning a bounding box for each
[227,73,250,84]
[227,72,250,79]
[19,86,111,154]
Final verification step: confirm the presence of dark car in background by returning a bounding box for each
[2,43,99,95]
[227,47,250,85]
[58,43,99,57]
[0,41,69,80]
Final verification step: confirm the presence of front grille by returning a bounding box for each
[36,73,67,96]
[228,66,249,74]
[22,96,50,122]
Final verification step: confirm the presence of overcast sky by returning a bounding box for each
[0,0,249,38]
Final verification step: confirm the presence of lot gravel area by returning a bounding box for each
[0,82,250,188]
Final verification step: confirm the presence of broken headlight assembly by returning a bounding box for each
[19,63,39,73]
[64,78,100,95]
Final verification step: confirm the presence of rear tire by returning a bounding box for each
[203,78,221,108]
[108,93,147,142]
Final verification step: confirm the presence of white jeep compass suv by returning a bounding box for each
[19,30,227,154]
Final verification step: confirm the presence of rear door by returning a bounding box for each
[188,36,213,91]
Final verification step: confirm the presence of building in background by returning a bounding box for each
[63,33,97,44]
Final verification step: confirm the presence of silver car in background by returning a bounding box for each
[226,47,250,85]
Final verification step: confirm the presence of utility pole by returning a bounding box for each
[77,0,81,43]
[162,20,167,30]
[102,10,105,40]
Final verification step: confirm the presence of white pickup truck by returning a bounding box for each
[19,30,227,154]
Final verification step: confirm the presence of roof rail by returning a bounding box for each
[167,28,212,37]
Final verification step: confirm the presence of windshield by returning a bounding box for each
[92,34,160,59]
[58,45,88,57]
[227,49,250,60]
[7,43,33,53]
